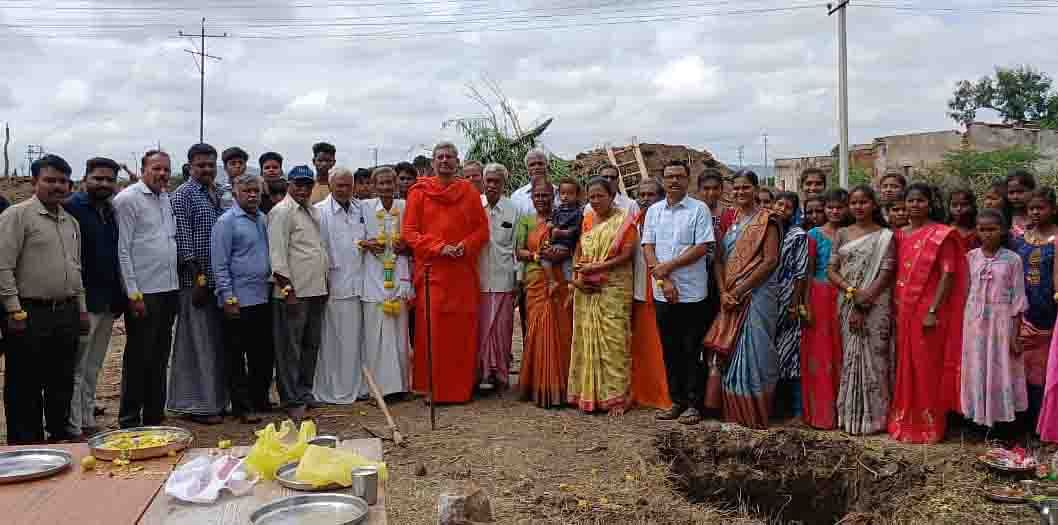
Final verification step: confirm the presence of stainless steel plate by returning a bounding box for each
[274,461,344,492]
[0,448,72,484]
[88,426,193,461]
[308,435,339,448]
[250,494,369,525]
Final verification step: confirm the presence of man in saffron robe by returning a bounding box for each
[402,142,489,403]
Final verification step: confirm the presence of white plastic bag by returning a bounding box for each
[164,455,258,504]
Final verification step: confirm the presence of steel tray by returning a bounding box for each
[250,493,369,525]
[274,461,345,492]
[0,448,72,484]
[88,426,193,461]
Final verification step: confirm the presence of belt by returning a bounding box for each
[21,297,78,309]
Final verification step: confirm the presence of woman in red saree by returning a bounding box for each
[516,181,574,408]
[402,143,489,404]
[889,183,969,444]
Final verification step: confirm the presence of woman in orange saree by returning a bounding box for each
[628,179,671,410]
[889,183,969,444]
[569,177,638,415]
[516,181,574,408]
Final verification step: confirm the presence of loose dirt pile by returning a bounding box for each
[571,143,731,191]
[0,176,34,204]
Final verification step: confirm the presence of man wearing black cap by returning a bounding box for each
[268,165,330,418]
[0,154,89,443]
[63,157,125,437]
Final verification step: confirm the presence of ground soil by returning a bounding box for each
[0,320,1048,524]
[0,176,34,205]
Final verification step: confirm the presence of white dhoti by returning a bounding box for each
[313,297,364,404]
[361,302,409,396]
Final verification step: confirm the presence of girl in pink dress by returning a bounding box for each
[961,209,1027,428]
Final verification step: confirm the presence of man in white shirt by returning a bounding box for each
[269,165,330,419]
[588,163,640,217]
[477,164,518,389]
[510,148,559,217]
[312,168,367,404]
[113,150,180,428]
[509,149,557,339]
[643,160,715,426]
[360,167,413,396]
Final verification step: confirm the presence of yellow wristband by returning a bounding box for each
[12,311,28,321]
[225,297,239,305]
[196,274,207,287]
[129,292,144,301]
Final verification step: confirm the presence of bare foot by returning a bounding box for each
[787,416,806,428]
[608,405,626,418]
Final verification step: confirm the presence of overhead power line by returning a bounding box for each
[1,3,827,41]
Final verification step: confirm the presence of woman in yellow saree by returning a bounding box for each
[569,177,638,415]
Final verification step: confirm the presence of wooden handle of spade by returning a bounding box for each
[362,366,405,446]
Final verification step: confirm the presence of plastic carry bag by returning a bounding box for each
[295,444,388,488]
[244,419,317,479]
[164,455,258,504]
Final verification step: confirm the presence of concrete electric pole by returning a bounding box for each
[179,18,227,143]
[829,1,850,189]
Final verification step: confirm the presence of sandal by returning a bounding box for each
[678,408,702,425]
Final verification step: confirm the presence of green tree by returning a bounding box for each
[921,145,1044,199]
[948,65,1058,128]
[443,79,569,192]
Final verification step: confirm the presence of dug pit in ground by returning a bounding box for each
[659,427,928,524]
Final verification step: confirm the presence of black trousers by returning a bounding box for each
[222,304,274,414]
[119,291,178,428]
[4,300,79,444]
[654,299,708,410]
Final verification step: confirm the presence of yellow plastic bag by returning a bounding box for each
[295,444,388,488]
[244,420,317,479]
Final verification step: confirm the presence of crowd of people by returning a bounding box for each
[2,139,1058,448]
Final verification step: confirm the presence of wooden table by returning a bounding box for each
[0,443,179,525]
[138,438,387,524]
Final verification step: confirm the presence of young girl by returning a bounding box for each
[885,192,909,230]
[757,187,775,209]
[889,183,969,443]
[800,189,848,430]
[962,209,1027,429]
[981,181,1011,227]
[802,196,826,232]
[773,192,809,424]
[827,186,895,435]
[948,188,980,252]
[1012,187,1058,431]
[1007,170,1037,237]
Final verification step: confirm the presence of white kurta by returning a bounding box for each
[361,198,414,396]
[313,196,367,404]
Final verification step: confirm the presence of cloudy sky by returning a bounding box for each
[1,0,1055,178]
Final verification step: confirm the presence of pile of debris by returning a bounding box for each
[570,143,731,197]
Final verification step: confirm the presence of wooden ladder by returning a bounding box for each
[605,140,649,197]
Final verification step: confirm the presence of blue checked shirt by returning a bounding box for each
[172,177,225,289]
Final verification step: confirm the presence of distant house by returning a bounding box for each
[777,122,1058,190]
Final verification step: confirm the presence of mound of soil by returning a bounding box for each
[571,143,731,197]
[0,176,34,205]
[659,427,928,524]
